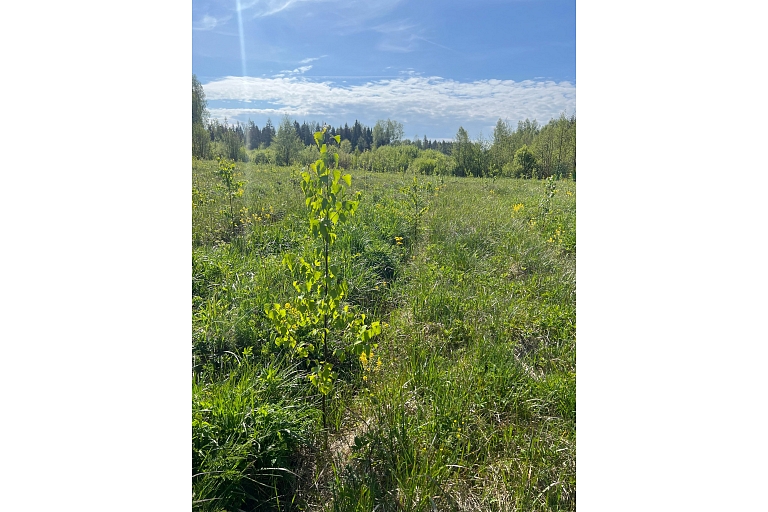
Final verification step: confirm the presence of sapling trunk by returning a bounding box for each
[229,192,235,239]
[322,236,329,437]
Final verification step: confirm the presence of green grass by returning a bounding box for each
[192,160,576,511]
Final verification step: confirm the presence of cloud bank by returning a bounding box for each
[204,76,575,132]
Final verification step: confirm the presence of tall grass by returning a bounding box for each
[193,160,576,511]
[192,357,318,510]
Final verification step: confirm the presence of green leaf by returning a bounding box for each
[342,174,352,186]
[282,253,295,270]
[334,135,341,144]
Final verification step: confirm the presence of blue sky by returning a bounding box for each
[193,0,575,140]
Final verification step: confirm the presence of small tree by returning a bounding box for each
[215,158,245,239]
[273,115,304,166]
[266,128,381,438]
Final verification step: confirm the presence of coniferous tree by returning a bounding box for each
[262,118,275,147]
[247,120,261,150]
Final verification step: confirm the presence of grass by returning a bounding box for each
[192,159,576,511]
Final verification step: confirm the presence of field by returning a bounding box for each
[192,158,576,511]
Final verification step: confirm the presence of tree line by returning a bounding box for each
[193,74,575,179]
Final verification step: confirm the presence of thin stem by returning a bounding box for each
[322,173,330,437]
[229,189,235,240]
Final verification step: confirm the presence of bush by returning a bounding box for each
[411,149,456,176]
[357,145,419,173]
[409,156,437,175]
[297,145,320,166]
[247,148,274,165]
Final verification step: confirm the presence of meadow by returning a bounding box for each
[192,156,575,511]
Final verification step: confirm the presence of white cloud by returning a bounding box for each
[203,75,576,135]
[299,56,326,64]
[193,14,231,31]
[276,65,312,76]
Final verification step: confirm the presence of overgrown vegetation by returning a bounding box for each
[192,73,575,511]
[192,75,576,180]
[193,161,575,510]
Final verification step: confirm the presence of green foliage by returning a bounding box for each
[192,155,576,509]
[487,115,575,181]
[193,74,212,159]
[247,147,275,165]
[407,150,455,176]
[372,118,404,148]
[297,144,320,166]
[273,115,305,166]
[452,126,485,177]
[356,144,419,173]
[326,177,575,509]
[408,155,437,175]
[193,122,211,160]
[217,130,248,162]
[266,128,381,413]
[532,113,576,179]
[215,158,246,239]
[400,176,437,251]
[192,74,209,126]
[513,144,538,179]
[538,176,557,220]
[192,360,317,511]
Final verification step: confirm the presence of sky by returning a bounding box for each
[192,0,575,141]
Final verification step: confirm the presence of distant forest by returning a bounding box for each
[193,75,576,180]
